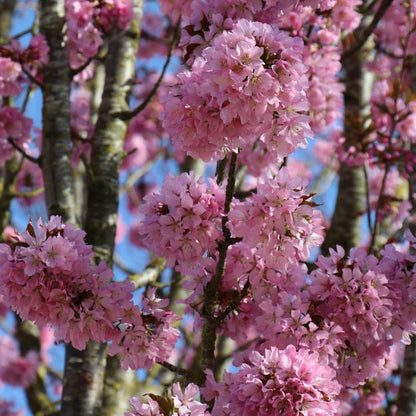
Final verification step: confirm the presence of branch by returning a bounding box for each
[120,152,162,194]
[70,57,94,77]
[0,0,17,42]
[341,0,394,62]
[115,19,180,121]
[7,138,41,165]
[12,26,33,39]
[21,65,43,89]
[368,162,391,253]
[215,155,228,185]
[22,85,35,112]
[0,157,21,231]
[159,361,202,384]
[200,151,239,374]
[362,163,374,236]
[76,4,145,416]
[39,0,75,222]
[216,279,250,323]
[16,318,57,415]
[369,23,413,252]
[11,187,45,198]
[115,256,167,289]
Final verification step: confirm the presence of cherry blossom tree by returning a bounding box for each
[2,0,416,415]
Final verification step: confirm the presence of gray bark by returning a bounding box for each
[39,0,75,223]
[0,0,18,232]
[396,144,416,414]
[61,3,143,416]
[16,319,57,415]
[396,332,416,416]
[321,37,372,255]
[61,343,108,416]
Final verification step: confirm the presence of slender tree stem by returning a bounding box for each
[201,151,238,375]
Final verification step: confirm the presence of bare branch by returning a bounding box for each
[115,19,180,121]
[341,0,394,62]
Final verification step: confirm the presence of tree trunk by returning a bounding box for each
[396,138,416,414]
[39,0,75,223]
[396,332,416,416]
[61,3,143,415]
[321,34,372,255]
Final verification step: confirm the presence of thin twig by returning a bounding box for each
[215,155,228,185]
[200,151,239,374]
[21,65,43,89]
[128,258,167,290]
[362,163,374,236]
[216,279,250,323]
[70,57,94,77]
[369,162,391,252]
[119,153,162,194]
[12,27,34,39]
[369,11,413,252]
[22,85,35,112]
[159,361,202,384]
[115,19,181,121]
[341,0,394,62]
[11,187,45,198]
[7,138,40,165]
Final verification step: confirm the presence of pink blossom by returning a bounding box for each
[0,401,23,416]
[126,383,209,416]
[0,216,179,370]
[229,167,323,270]
[98,0,135,31]
[171,382,210,416]
[0,335,39,387]
[126,396,164,416]
[0,217,128,349]
[331,0,362,31]
[40,326,55,364]
[309,240,416,386]
[107,289,180,370]
[0,106,32,166]
[137,172,224,276]
[65,0,103,68]
[0,57,23,96]
[203,345,340,416]
[162,19,311,163]
[15,156,44,207]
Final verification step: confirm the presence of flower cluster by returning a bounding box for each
[137,172,224,277]
[0,216,133,349]
[108,289,180,371]
[0,35,49,85]
[374,0,416,57]
[161,19,311,163]
[126,382,209,416]
[229,167,324,272]
[99,0,135,32]
[366,84,416,175]
[203,345,340,416]
[176,0,341,63]
[304,43,344,132]
[65,0,134,68]
[0,106,32,166]
[309,242,416,386]
[0,57,23,96]
[0,401,23,416]
[0,335,39,388]
[0,217,180,370]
